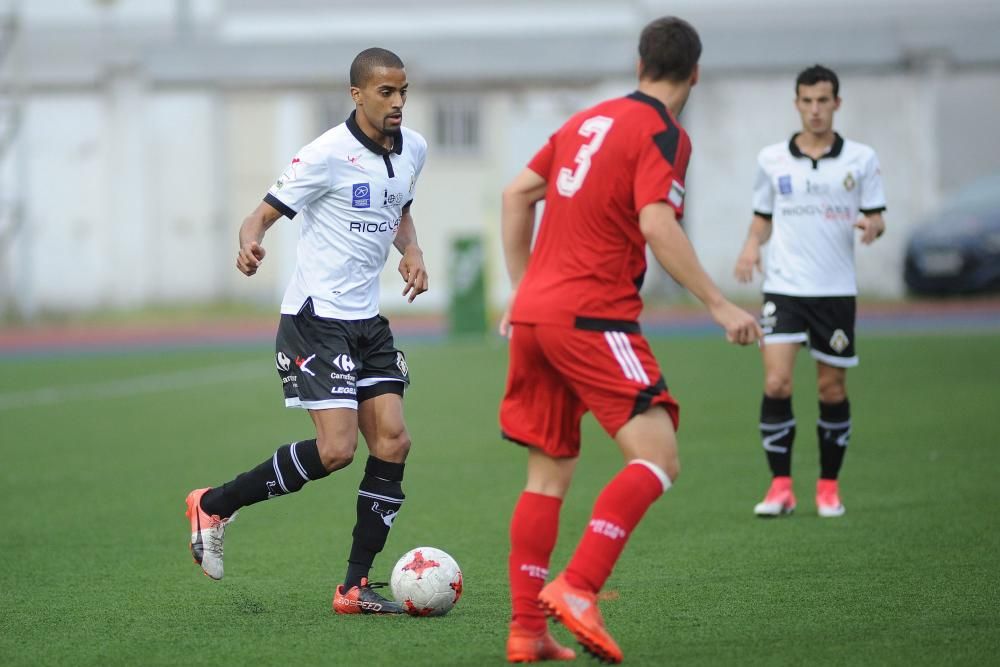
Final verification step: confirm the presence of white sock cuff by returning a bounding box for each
[629,459,672,494]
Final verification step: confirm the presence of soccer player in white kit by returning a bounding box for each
[734,65,886,518]
[184,48,428,614]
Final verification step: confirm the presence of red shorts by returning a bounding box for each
[499,322,679,458]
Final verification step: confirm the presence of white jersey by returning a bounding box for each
[265,112,428,319]
[752,133,886,296]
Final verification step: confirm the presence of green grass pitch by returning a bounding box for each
[1,332,998,665]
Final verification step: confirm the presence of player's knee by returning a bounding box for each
[661,450,680,483]
[316,433,357,472]
[663,458,680,484]
[818,378,847,403]
[764,374,792,398]
[376,428,411,462]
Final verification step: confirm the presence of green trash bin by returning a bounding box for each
[448,235,487,336]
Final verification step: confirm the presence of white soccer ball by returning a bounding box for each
[390,546,463,616]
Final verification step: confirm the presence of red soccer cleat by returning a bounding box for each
[538,574,623,664]
[506,621,576,663]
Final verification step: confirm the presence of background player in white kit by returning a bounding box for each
[734,65,886,518]
[184,48,429,614]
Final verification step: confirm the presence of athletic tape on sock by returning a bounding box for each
[629,459,672,493]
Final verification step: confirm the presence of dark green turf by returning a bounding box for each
[1,333,998,665]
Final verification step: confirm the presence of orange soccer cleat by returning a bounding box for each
[753,476,796,517]
[185,488,237,580]
[506,621,576,663]
[333,577,406,615]
[538,574,623,664]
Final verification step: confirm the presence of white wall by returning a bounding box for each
[3,66,999,317]
[15,94,108,315]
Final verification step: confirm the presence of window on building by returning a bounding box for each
[434,96,480,154]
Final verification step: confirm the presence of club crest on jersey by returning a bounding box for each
[830,329,850,353]
[352,183,371,208]
[843,172,856,191]
[778,175,793,195]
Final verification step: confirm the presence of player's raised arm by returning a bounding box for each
[639,202,762,345]
[395,206,428,302]
[236,200,283,276]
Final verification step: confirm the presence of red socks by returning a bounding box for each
[564,461,669,593]
[508,491,562,632]
[508,461,670,630]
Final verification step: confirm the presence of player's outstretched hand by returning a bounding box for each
[237,241,266,276]
[399,246,428,303]
[710,300,763,346]
[854,216,885,245]
[733,245,761,283]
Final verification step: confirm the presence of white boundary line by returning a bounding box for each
[0,361,269,411]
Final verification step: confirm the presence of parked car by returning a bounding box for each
[904,173,1000,295]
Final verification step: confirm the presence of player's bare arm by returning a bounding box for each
[501,168,548,286]
[394,207,428,302]
[498,168,548,335]
[734,214,773,283]
[855,211,885,245]
[236,201,283,276]
[640,202,762,345]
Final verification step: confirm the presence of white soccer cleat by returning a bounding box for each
[754,476,796,517]
[185,488,237,580]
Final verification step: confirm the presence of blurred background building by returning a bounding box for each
[1,0,999,320]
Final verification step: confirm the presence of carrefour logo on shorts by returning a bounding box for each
[352,183,370,208]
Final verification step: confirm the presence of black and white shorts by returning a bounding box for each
[760,293,858,368]
[274,299,410,410]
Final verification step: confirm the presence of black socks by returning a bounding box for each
[200,439,329,518]
[760,395,796,477]
[344,456,405,588]
[818,399,851,480]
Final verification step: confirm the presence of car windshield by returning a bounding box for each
[939,172,1000,215]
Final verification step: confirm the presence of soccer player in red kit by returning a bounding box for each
[499,17,762,664]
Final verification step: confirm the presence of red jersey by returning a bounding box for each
[511,91,692,328]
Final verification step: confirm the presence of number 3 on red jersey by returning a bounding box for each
[556,115,614,197]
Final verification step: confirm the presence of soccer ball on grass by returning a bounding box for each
[390,546,463,616]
